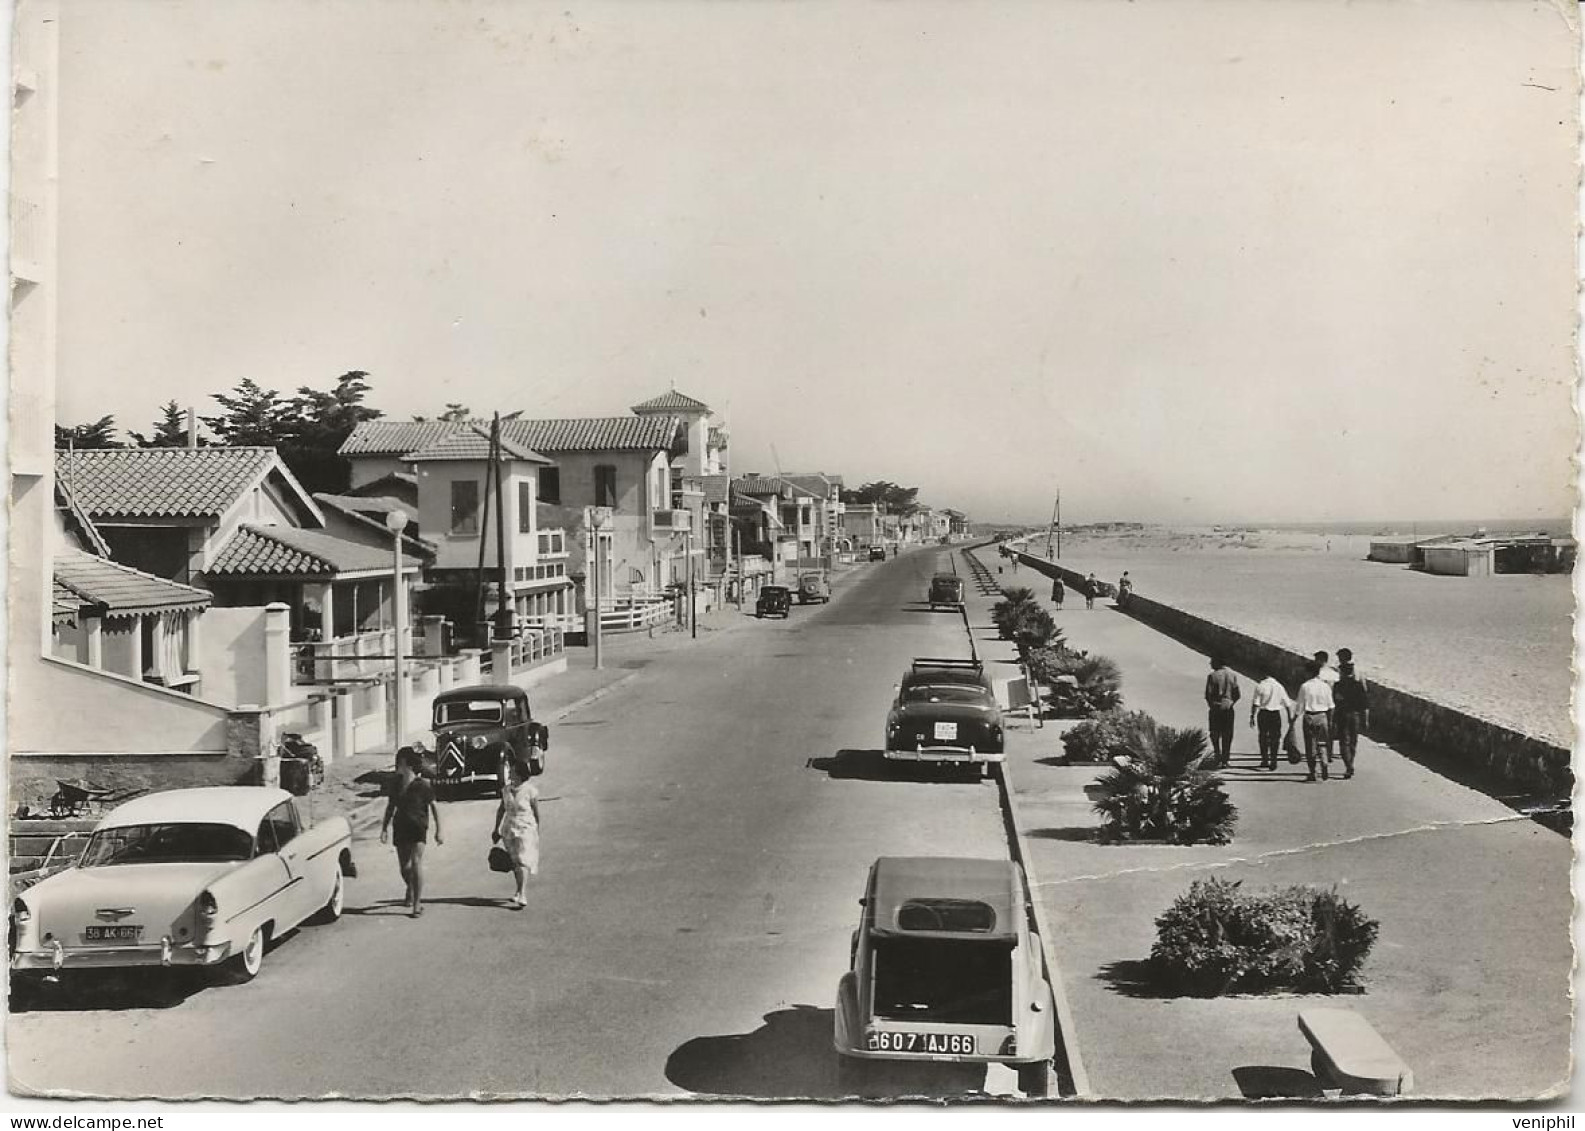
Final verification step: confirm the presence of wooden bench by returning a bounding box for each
[1298,1008,1413,1096]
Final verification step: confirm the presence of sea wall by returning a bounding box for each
[1000,548,1572,798]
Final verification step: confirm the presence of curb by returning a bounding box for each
[960,544,1091,1101]
[345,670,645,834]
[994,759,1093,1100]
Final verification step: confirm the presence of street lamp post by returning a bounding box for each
[385,508,409,753]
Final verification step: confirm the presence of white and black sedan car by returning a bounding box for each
[10,787,354,985]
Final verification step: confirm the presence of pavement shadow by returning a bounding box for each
[664,1005,846,1099]
[9,968,208,1013]
[1232,1065,1325,1099]
[808,751,987,785]
[1026,826,1100,843]
[1094,958,1184,1000]
[664,1005,986,1100]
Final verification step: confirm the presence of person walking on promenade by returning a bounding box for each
[380,746,444,917]
[492,752,542,909]
[1313,650,1340,686]
[1051,576,1065,610]
[1084,573,1099,610]
[1116,571,1133,608]
[1248,671,1295,770]
[1333,649,1370,780]
[1295,661,1337,781]
[1204,657,1241,765]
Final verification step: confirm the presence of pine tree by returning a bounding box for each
[129,400,194,447]
[54,416,122,449]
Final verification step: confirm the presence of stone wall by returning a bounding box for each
[1003,549,1572,799]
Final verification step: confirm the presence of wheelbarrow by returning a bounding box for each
[49,779,113,819]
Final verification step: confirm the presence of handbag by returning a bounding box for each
[1284,721,1304,764]
[488,844,513,873]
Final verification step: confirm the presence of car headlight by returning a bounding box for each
[12,898,30,926]
[468,735,488,750]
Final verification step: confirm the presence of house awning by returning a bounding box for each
[53,549,212,623]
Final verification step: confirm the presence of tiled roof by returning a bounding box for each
[53,548,213,621]
[53,577,90,624]
[209,524,418,578]
[403,425,547,464]
[734,475,786,498]
[312,495,434,557]
[341,416,682,457]
[698,474,729,506]
[54,481,111,557]
[782,473,836,500]
[55,447,280,519]
[631,390,710,413]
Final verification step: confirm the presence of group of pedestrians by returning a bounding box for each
[1204,648,1372,782]
[379,745,543,916]
[1049,572,1114,611]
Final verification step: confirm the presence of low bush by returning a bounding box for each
[1090,720,1237,844]
[1059,708,1153,763]
[1029,647,1123,714]
[1149,877,1379,995]
[991,588,1038,638]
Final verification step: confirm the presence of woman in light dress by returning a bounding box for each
[492,753,541,909]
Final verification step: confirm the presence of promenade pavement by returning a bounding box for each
[962,548,1572,1101]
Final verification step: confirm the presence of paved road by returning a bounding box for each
[8,551,1016,1101]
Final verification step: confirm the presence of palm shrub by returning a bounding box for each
[1028,647,1123,714]
[1059,708,1153,763]
[1009,603,1058,652]
[991,588,1038,638]
[1150,877,1379,995]
[1090,719,1237,844]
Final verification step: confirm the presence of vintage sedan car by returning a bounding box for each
[868,545,888,562]
[431,684,549,793]
[10,787,354,985]
[834,856,1056,1096]
[756,584,793,618]
[798,573,832,604]
[928,573,966,609]
[884,658,1004,775]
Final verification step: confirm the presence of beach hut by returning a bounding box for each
[1367,535,1447,564]
[1419,539,1495,577]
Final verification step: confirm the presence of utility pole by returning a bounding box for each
[687,524,696,639]
[1046,492,1061,560]
[491,413,512,642]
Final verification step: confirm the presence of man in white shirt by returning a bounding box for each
[1294,662,1336,781]
[1248,673,1295,771]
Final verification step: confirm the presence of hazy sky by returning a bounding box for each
[52,0,1579,525]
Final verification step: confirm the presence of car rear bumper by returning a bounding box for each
[12,938,227,972]
[883,746,1005,763]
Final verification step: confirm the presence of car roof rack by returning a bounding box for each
[910,657,983,672]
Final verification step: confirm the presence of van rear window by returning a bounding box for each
[872,937,1012,1025]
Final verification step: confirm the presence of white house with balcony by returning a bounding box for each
[401,424,577,640]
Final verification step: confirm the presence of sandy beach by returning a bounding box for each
[1017,526,1574,748]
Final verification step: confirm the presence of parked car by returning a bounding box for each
[756,585,793,618]
[868,546,888,562]
[884,658,1004,775]
[928,573,966,609]
[9,787,354,986]
[431,684,549,793]
[834,856,1056,1096]
[798,573,832,604]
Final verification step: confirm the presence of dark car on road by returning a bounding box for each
[868,546,887,562]
[884,658,1004,776]
[756,585,792,618]
[430,684,549,793]
[928,573,966,610]
[834,856,1056,1097]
